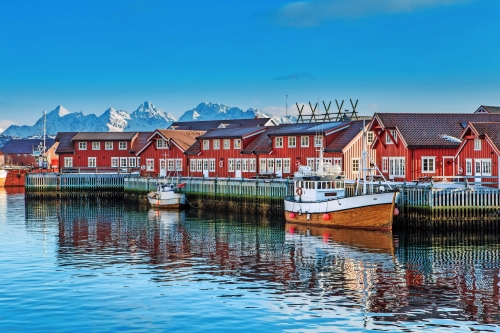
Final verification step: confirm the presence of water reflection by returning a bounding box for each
[24,199,500,328]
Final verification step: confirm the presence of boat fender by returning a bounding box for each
[322,213,330,221]
[394,207,399,216]
[296,187,303,196]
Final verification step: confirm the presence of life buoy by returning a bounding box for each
[296,187,303,196]
[141,165,146,170]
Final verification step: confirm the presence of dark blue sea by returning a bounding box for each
[1,188,499,332]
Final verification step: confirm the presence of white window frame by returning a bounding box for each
[242,159,249,172]
[111,157,119,168]
[64,157,73,167]
[129,157,137,168]
[275,159,282,173]
[288,137,296,148]
[474,138,481,151]
[197,159,203,172]
[386,130,397,145]
[259,159,267,173]
[168,159,175,171]
[203,140,209,150]
[228,159,235,172]
[223,139,230,149]
[92,142,100,150]
[283,159,290,173]
[465,159,472,176]
[88,157,97,168]
[389,157,405,178]
[209,159,215,172]
[476,158,492,176]
[119,142,127,150]
[190,159,196,172]
[175,159,182,171]
[234,139,241,149]
[314,135,323,147]
[275,137,283,148]
[367,131,374,144]
[352,158,360,173]
[249,158,256,172]
[213,139,220,150]
[146,159,154,171]
[156,139,168,149]
[301,136,309,147]
[105,142,113,150]
[267,159,275,173]
[120,157,127,168]
[421,156,436,173]
[306,158,315,171]
[79,142,87,150]
[382,157,388,173]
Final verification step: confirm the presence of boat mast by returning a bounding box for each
[43,110,46,155]
[362,118,367,194]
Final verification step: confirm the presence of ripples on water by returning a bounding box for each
[0,189,499,332]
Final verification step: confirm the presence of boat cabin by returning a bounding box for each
[294,178,345,201]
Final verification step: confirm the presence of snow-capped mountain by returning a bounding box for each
[1,101,294,140]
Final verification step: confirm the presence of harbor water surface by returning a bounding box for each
[1,188,499,332]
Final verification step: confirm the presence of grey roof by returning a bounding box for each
[1,138,56,154]
[267,121,348,136]
[55,132,79,154]
[196,127,266,139]
[71,132,138,141]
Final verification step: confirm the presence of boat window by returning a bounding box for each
[305,182,309,189]
[312,182,315,189]
[326,182,331,189]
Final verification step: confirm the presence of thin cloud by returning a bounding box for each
[271,72,315,81]
[274,0,474,27]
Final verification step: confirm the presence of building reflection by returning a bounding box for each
[24,199,500,324]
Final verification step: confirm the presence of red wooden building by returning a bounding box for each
[136,129,204,177]
[55,132,151,172]
[455,122,500,188]
[0,138,58,168]
[368,113,500,182]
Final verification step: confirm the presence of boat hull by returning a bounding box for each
[0,170,6,187]
[147,191,186,209]
[284,192,397,230]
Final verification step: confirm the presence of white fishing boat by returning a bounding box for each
[147,181,186,209]
[0,169,7,187]
[284,127,398,231]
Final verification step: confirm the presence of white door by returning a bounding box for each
[474,160,481,185]
[235,159,242,178]
[203,159,209,177]
[275,158,282,177]
[160,160,166,177]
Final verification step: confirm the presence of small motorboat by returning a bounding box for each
[147,182,186,208]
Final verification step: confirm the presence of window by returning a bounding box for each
[249,159,256,172]
[267,159,274,172]
[260,159,267,173]
[120,158,127,168]
[137,157,140,168]
[64,157,73,167]
[157,139,168,149]
[228,159,235,172]
[275,159,282,173]
[242,159,249,172]
[367,131,374,144]
[333,158,342,167]
[223,139,230,149]
[314,135,323,147]
[386,130,397,144]
[88,157,96,168]
[111,157,119,168]
[421,157,435,173]
[382,157,388,172]
[92,142,100,150]
[389,157,405,178]
[190,159,196,172]
[307,158,315,171]
[203,140,209,150]
[477,159,492,176]
[176,159,182,171]
[234,139,241,149]
[275,137,283,148]
[119,142,127,150]
[288,137,296,148]
[213,139,220,150]
[79,142,87,150]
[283,158,290,173]
[209,159,215,172]
[474,138,481,150]
[168,159,174,171]
[301,136,309,147]
[146,159,154,171]
[129,157,137,168]
[465,159,472,175]
[197,159,203,172]
[352,158,360,173]
[105,142,113,150]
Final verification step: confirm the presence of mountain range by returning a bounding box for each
[1,102,295,138]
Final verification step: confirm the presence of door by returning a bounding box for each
[235,159,242,178]
[160,160,166,177]
[275,158,282,177]
[442,157,454,180]
[474,160,481,184]
[203,159,209,177]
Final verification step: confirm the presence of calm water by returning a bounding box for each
[1,189,500,332]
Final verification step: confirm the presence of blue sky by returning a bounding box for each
[0,0,498,128]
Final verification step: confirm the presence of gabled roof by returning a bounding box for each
[1,138,56,154]
[266,121,348,136]
[474,105,500,114]
[196,127,266,140]
[467,122,500,154]
[241,127,279,155]
[371,113,500,148]
[156,130,205,152]
[169,118,273,131]
[130,132,153,154]
[325,121,365,153]
[71,132,138,141]
[55,132,79,154]
[184,141,201,156]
